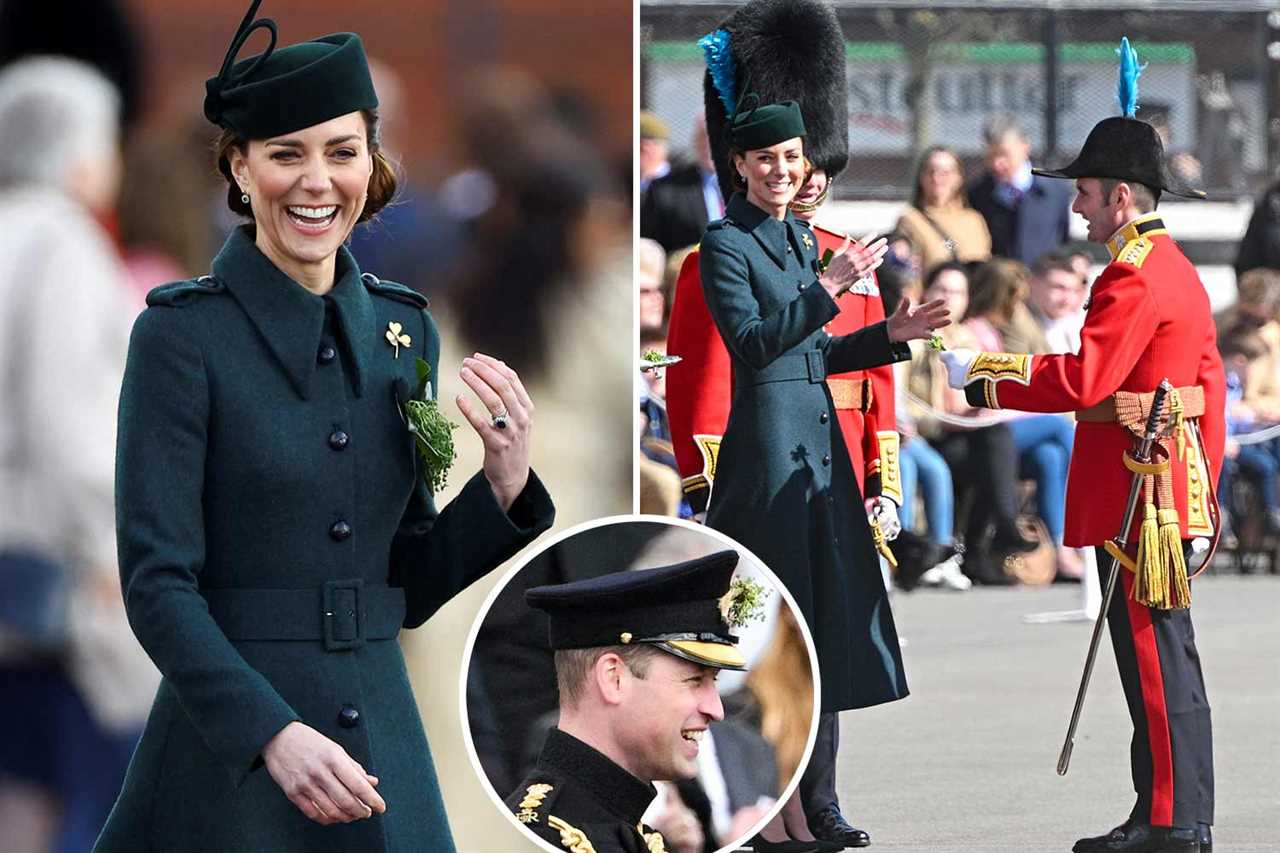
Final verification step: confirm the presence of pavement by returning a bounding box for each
[835,575,1280,853]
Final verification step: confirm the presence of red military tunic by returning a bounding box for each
[666,220,901,513]
[962,213,1225,546]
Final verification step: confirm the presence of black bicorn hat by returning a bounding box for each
[203,0,378,140]
[700,0,849,201]
[1032,38,1205,200]
[525,550,749,671]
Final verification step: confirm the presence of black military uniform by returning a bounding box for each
[506,550,750,853]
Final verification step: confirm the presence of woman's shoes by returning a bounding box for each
[750,836,845,852]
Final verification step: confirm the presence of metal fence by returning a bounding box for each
[642,0,1280,201]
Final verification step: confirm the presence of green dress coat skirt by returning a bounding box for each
[700,193,910,713]
[93,227,555,853]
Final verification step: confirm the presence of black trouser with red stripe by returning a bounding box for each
[1095,547,1214,830]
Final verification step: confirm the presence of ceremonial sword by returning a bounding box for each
[1057,378,1171,776]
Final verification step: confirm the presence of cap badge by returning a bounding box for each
[385,321,412,358]
[620,632,633,644]
[800,232,814,250]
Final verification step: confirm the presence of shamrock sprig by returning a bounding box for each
[403,358,459,493]
[717,577,770,629]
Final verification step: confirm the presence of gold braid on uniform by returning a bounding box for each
[639,823,668,853]
[547,816,598,853]
[515,783,554,824]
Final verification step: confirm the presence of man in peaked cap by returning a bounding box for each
[505,550,753,853]
[940,40,1222,853]
[664,0,895,847]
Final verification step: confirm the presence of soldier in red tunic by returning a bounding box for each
[941,42,1221,853]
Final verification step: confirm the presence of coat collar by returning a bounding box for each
[212,227,374,399]
[538,728,656,825]
[725,192,801,270]
[1105,212,1168,260]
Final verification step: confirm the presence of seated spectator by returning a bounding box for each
[1218,268,1280,423]
[895,145,992,275]
[967,260,1082,580]
[907,262,1036,584]
[1217,325,1280,540]
[1028,252,1089,354]
[639,237,668,335]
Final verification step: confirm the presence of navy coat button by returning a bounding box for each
[317,344,336,364]
[822,454,831,466]
[330,521,352,541]
[338,704,360,728]
[329,430,349,451]
[819,412,829,424]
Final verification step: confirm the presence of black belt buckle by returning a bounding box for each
[805,349,827,383]
[322,579,364,651]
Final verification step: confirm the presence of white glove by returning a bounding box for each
[939,348,977,390]
[865,496,901,541]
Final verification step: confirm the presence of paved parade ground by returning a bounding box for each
[839,574,1279,853]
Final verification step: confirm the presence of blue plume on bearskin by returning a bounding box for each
[1116,36,1146,118]
[699,29,737,118]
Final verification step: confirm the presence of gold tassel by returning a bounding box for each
[1133,502,1166,608]
[870,518,898,568]
[1158,508,1192,608]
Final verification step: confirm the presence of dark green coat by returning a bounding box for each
[700,193,910,713]
[94,228,554,853]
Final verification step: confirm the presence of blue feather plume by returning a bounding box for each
[1116,37,1147,118]
[699,29,737,118]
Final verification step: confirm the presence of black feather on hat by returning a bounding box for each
[701,0,848,202]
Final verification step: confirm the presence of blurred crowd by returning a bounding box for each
[0,2,630,851]
[467,523,813,853]
[639,107,1280,589]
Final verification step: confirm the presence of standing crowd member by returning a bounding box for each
[94,3,555,851]
[894,145,992,274]
[943,40,1221,853]
[665,1,916,846]
[967,116,1073,267]
[641,113,722,254]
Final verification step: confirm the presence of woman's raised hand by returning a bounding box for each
[886,297,951,343]
[456,352,533,512]
[263,721,385,825]
[818,232,889,300]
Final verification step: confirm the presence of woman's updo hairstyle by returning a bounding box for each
[214,108,396,222]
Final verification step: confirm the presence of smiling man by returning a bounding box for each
[506,550,751,853]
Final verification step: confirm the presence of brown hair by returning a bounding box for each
[744,608,813,786]
[1098,177,1159,212]
[911,145,968,210]
[967,258,1031,322]
[553,644,663,708]
[213,108,397,222]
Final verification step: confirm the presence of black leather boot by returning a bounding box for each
[1073,822,1199,853]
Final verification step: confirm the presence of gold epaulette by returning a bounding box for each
[514,783,554,825]
[547,815,597,853]
[639,823,668,853]
[1116,237,1154,268]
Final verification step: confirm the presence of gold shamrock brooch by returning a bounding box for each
[385,321,412,358]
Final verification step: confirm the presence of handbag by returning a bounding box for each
[1001,516,1057,585]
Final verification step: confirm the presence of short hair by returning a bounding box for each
[1219,325,1268,361]
[0,56,120,191]
[1237,267,1280,313]
[638,238,666,282]
[982,115,1026,148]
[1031,251,1077,279]
[554,644,664,707]
[1098,178,1159,212]
[967,258,1030,321]
[924,259,969,292]
[214,108,397,223]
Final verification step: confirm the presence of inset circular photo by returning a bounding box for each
[461,516,821,853]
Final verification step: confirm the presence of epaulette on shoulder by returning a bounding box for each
[146,276,226,307]
[811,222,846,241]
[512,780,562,828]
[1115,237,1154,269]
[361,272,429,309]
[545,814,599,853]
[704,217,737,233]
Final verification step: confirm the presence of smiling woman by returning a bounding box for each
[91,2,556,852]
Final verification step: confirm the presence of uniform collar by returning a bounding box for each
[212,226,374,399]
[726,192,803,270]
[539,728,656,825]
[1105,212,1168,260]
